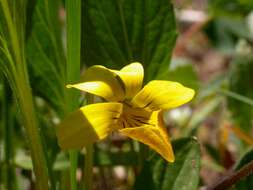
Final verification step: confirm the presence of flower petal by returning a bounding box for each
[131,80,195,111]
[112,62,144,99]
[119,111,174,162]
[57,103,123,149]
[67,65,125,101]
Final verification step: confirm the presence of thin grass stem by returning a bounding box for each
[65,0,81,189]
[2,77,18,190]
[0,1,51,189]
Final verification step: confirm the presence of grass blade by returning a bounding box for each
[0,0,50,189]
[65,0,81,189]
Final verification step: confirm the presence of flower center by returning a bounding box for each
[118,103,154,129]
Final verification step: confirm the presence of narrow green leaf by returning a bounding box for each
[66,0,81,110]
[1,77,18,190]
[65,1,81,190]
[0,1,50,189]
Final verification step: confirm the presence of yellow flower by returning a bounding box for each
[57,63,195,162]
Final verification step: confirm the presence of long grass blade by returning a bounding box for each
[65,0,81,189]
[1,77,18,190]
[0,0,50,189]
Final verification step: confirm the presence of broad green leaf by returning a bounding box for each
[234,149,253,190]
[26,0,66,115]
[228,55,253,131]
[83,0,177,80]
[133,138,200,190]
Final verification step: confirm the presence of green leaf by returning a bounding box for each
[82,0,177,80]
[133,138,200,190]
[0,1,51,189]
[26,0,66,115]
[25,2,67,186]
[65,1,82,189]
[1,77,18,190]
[228,55,253,131]
[234,149,253,190]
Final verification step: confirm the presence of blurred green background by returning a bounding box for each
[1,0,253,189]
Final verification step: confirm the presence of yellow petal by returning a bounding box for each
[67,65,125,101]
[111,62,144,99]
[57,103,122,149]
[119,111,175,162]
[131,80,195,111]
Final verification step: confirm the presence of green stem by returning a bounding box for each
[65,0,81,189]
[83,94,94,190]
[2,77,18,190]
[17,74,50,190]
[66,0,81,89]
[69,150,78,190]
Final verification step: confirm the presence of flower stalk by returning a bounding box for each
[65,0,81,189]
